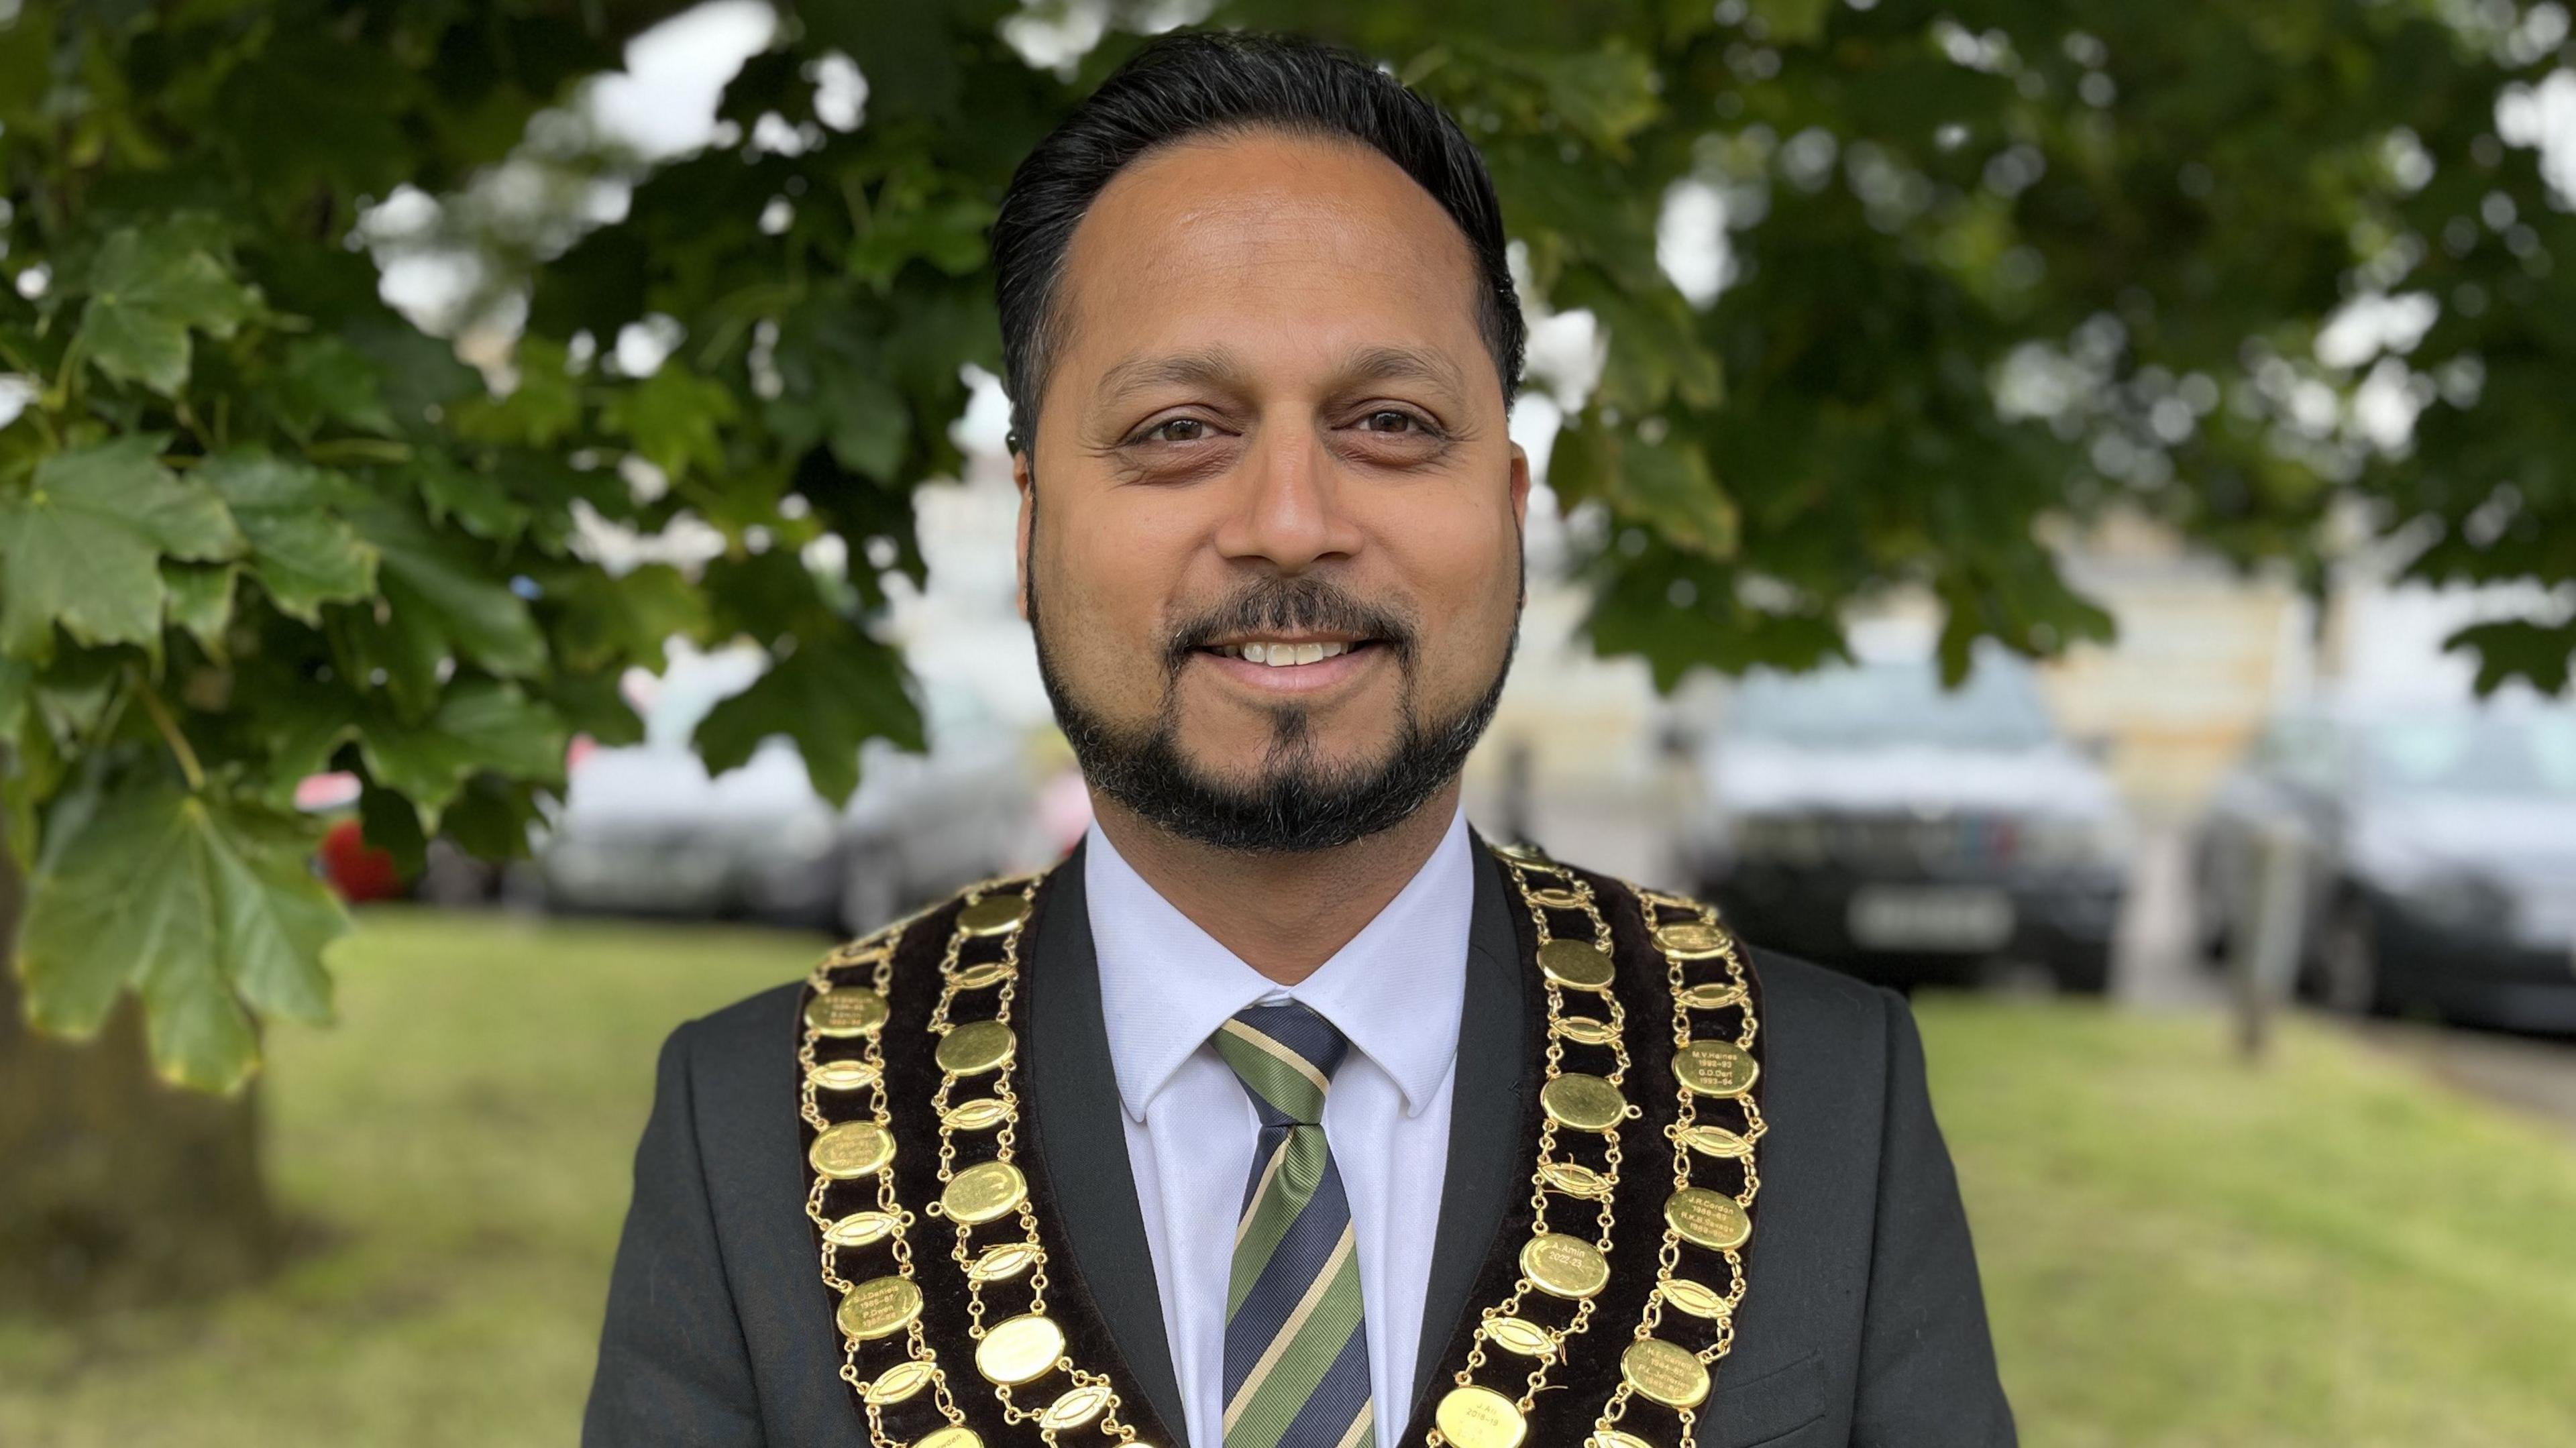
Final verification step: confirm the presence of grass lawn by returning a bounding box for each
[5,905,2575,1446]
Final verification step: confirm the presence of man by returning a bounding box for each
[584,30,2012,1448]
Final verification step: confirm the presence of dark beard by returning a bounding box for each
[1029,569,1519,855]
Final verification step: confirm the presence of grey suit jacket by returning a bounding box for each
[583,844,2015,1446]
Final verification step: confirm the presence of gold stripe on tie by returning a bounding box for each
[1222,1223,1358,1436]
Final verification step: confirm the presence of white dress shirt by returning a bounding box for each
[1084,803,1474,1448]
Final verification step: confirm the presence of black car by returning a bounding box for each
[2198,701,2576,1031]
[1676,647,2132,994]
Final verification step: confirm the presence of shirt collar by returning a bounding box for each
[1083,802,1474,1124]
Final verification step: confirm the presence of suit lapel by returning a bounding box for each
[1023,844,1193,1447]
[1405,837,1532,1424]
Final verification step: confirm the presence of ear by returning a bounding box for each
[1012,447,1036,622]
[1507,440,1532,531]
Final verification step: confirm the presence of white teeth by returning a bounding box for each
[1223,640,1354,667]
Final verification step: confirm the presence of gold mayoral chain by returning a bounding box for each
[792,841,1764,1448]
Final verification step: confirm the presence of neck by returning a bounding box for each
[1088,780,1463,986]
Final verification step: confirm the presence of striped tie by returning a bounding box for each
[1213,1002,1375,1448]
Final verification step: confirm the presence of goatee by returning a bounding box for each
[1030,572,1517,854]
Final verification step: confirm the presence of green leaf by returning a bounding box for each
[358,677,568,828]
[1548,415,1738,559]
[198,449,380,623]
[17,776,347,1093]
[162,561,239,653]
[345,499,547,679]
[76,225,260,397]
[828,372,911,482]
[452,335,582,448]
[1747,0,1835,44]
[694,630,920,808]
[274,335,399,439]
[544,561,708,674]
[412,453,533,545]
[598,364,737,483]
[1615,433,1738,559]
[0,435,245,659]
[258,689,360,805]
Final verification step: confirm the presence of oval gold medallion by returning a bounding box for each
[951,960,1014,991]
[916,1429,984,1448]
[809,1121,896,1180]
[806,988,890,1039]
[1482,1314,1556,1359]
[1525,887,1586,909]
[1672,1038,1759,1099]
[1493,840,1550,862]
[836,1274,922,1341]
[1660,1276,1727,1320]
[941,1160,1028,1225]
[1538,939,1617,992]
[1540,1073,1628,1133]
[1678,1123,1752,1160]
[958,894,1030,937]
[967,1241,1039,1282]
[941,1097,1013,1131]
[1588,1433,1654,1448]
[1654,921,1727,959]
[1664,1186,1752,1251]
[1678,981,1746,1011]
[1520,1232,1611,1299]
[1621,1337,1711,1409]
[808,1058,879,1092]
[864,1358,936,1405]
[975,1313,1066,1386]
[822,1210,900,1247]
[1539,1160,1609,1199]
[1038,1382,1112,1433]
[935,1020,1017,1077]
[1552,1014,1615,1046]
[1434,1384,1528,1448]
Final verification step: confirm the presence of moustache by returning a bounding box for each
[1162,577,1418,672]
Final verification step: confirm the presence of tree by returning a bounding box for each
[4,0,2572,1292]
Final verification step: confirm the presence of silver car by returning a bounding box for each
[528,647,1056,934]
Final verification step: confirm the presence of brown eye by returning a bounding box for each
[1144,417,1210,443]
[1360,409,1419,433]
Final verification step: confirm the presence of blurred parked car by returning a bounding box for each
[2198,700,2576,1031]
[1677,646,2131,993]
[527,645,1055,935]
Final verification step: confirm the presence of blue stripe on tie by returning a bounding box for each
[1225,1153,1355,1387]
[1273,1317,1372,1448]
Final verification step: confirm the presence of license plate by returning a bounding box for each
[1847,887,2015,952]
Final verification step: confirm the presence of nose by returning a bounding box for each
[1209,421,1365,573]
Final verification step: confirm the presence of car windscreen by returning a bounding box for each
[2365,712,2576,797]
[1727,657,2058,752]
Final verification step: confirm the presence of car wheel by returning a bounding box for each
[839,843,904,938]
[2319,897,2388,1016]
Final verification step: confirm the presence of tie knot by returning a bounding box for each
[1215,1001,1350,1127]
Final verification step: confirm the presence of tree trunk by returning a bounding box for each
[0,826,282,1311]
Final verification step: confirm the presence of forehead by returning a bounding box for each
[1049,128,1490,399]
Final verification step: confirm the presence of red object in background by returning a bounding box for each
[318,816,405,903]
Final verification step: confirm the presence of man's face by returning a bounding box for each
[1017,129,1529,852]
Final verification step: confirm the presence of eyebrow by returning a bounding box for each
[1089,343,1471,408]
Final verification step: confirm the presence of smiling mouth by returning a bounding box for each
[1195,638,1383,669]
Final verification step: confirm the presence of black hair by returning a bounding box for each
[990,29,1527,452]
